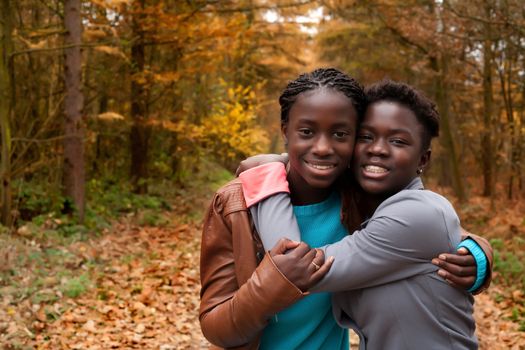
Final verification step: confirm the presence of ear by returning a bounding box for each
[418,148,431,170]
[281,123,288,147]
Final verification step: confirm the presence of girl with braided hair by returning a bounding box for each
[200,68,365,349]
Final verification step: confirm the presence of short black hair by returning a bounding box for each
[365,80,439,150]
[279,68,366,126]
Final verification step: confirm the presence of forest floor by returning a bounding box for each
[1,181,525,349]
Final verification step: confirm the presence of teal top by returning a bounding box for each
[260,192,349,350]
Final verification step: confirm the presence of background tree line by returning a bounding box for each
[1,0,524,228]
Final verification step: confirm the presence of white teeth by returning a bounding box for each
[364,165,388,173]
[306,161,335,170]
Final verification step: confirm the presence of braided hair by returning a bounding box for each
[366,80,439,150]
[279,68,367,126]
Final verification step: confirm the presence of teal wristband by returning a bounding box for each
[457,238,488,293]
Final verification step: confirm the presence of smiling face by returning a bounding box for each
[353,101,430,198]
[283,88,358,205]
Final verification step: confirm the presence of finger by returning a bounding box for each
[235,165,242,176]
[434,253,475,267]
[289,242,311,257]
[437,269,475,290]
[433,259,476,277]
[310,256,334,285]
[456,247,469,255]
[314,248,326,265]
[300,247,318,265]
[269,238,301,256]
[235,159,250,176]
[308,249,326,273]
[443,279,463,290]
[282,239,301,251]
[306,248,326,267]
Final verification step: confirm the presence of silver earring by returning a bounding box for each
[416,168,423,175]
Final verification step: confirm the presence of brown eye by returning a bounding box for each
[391,138,408,146]
[334,131,349,139]
[357,133,373,142]
[298,128,313,136]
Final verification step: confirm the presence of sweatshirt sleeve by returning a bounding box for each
[312,190,460,292]
[250,194,302,251]
[239,162,301,251]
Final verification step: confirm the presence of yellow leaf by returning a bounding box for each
[94,45,128,61]
[96,112,126,121]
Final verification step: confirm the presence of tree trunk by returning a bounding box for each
[0,0,13,226]
[481,2,494,197]
[431,55,466,201]
[130,0,150,194]
[497,46,517,200]
[63,0,85,221]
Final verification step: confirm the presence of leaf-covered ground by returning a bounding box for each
[1,219,208,349]
[1,201,525,349]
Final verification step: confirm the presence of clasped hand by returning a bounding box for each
[269,238,334,292]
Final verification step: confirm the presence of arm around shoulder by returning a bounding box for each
[314,191,457,292]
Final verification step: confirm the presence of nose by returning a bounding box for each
[312,134,334,156]
[368,138,388,156]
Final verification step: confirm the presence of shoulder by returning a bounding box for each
[374,189,458,225]
[212,179,248,216]
[365,189,461,251]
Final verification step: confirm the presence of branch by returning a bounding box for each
[374,11,430,56]
[443,1,525,34]
[200,0,319,14]
[12,136,68,144]
[10,41,117,58]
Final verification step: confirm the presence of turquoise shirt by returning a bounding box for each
[260,192,349,350]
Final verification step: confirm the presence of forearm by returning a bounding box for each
[311,230,437,292]
[200,254,304,347]
[313,192,457,292]
[199,191,304,347]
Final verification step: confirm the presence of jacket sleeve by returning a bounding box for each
[460,229,493,294]
[199,192,305,348]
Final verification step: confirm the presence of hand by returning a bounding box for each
[269,238,333,291]
[235,153,289,176]
[432,247,476,290]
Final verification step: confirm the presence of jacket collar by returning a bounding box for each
[405,176,425,190]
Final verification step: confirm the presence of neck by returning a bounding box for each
[287,171,333,205]
[359,194,386,218]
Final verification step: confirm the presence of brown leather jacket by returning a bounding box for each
[200,179,306,349]
[199,179,493,349]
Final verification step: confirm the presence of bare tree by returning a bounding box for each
[0,0,13,226]
[63,0,85,221]
[130,0,150,194]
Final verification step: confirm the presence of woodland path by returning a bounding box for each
[3,219,524,349]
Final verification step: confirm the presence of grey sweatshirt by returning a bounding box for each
[250,177,477,349]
